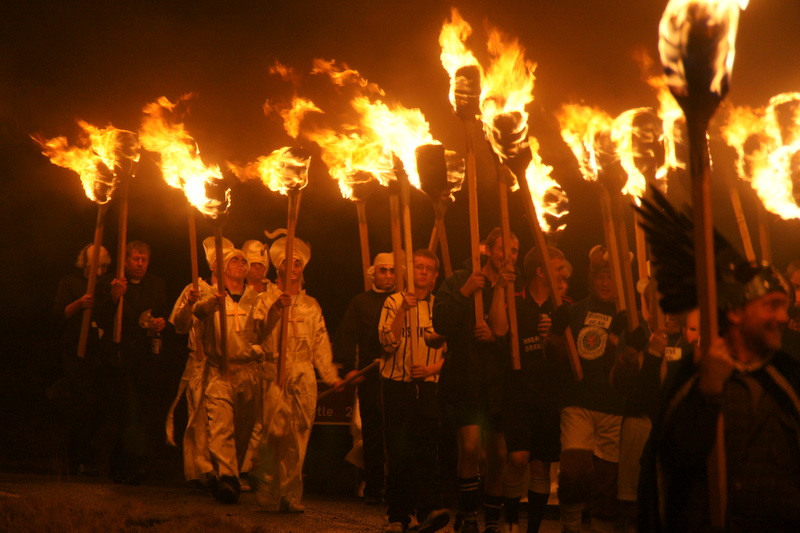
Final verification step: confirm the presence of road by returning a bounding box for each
[0,472,570,532]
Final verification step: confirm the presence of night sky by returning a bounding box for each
[3,0,800,358]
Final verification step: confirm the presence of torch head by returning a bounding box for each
[114,130,140,179]
[454,65,481,119]
[350,176,382,202]
[415,144,449,200]
[631,110,665,183]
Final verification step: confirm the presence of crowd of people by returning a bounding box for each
[53,219,800,532]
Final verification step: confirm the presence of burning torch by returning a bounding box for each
[139,95,231,374]
[34,121,139,357]
[659,0,748,526]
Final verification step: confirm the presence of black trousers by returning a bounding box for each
[358,370,385,499]
[382,379,441,525]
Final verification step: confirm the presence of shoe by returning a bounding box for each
[419,508,453,533]
[214,476,240,504]
[279,497,305,513]
[384,522,406,533]
[239,475,252,492]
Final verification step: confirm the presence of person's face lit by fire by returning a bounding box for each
[279,257,304,286]
[590,269,614,302]
[247,261,266,285]
[728,291,789,355]
[684,309,700,349]
[412,256,438,292]
[485,237,519,274]
[373,265,395,291]
[125,251,149,281]
[225,255,248,282]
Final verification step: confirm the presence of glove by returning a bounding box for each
[609,311,628,337]
[549,303,571,336]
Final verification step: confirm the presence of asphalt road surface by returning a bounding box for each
[0,471,570,532]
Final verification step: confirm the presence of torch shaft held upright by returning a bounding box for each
[433,200,453,277]
[113,177,130,344]
[497,173,521,370]
[187,206,204,361]
[279,189,302,388]
[78,204,109,358]
[610,193,640,332]
[188,208,200,291]
[356,200,372,292]
[214,226,228,379]
[390,189,405,294]
[465,120,484,325]
[598,188,629,317]
[520,178,583,381]
[397,165,418,359]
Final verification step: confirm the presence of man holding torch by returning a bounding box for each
[53,244,112,476]
[487,246,570,533]
[332,252,398,505]
[379,249,449,533]
[246,236,343,513]
[636,191,800,531]
[99,240,168,485]
[548,245,640,533]
[433,228,519,533]
[166,262,216,488]
[192,238,260,504]
[653,268,800,531]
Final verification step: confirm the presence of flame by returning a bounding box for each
[353,96,438,189]
[279,96,323,139]
[444,149,465,200]
[33,121,138,204]
[525,137,568,233]
[723,93,800,220]
[720,104,765,181]
[139,95,229,219]
[557,104,615,182]
[311,58,384,96]
[480,28,536,159]
[659,0,748,98]
[306,127,393,199]
[229,146,310,196]
[612,108,662,201]
[438,8,482,111]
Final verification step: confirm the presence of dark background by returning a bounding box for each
[2,1,800,471]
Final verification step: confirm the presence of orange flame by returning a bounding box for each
[139,95,229,219]
[229,146,310,196]
[444,150,465,201]
[279,96,323,139]
[438,8,482,111]
[525,137,568,232]
[720,104,765,182]
[33,121,138,204]
[723,93,800,220]
[659,0,748,98]
[480,27,536,157]
[311,58,384,96]
[612,108,661,201]
[305,60,440,193]
[353,96,437,189]
[557,104,615,182]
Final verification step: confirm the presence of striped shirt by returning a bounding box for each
[379,292,444,383]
